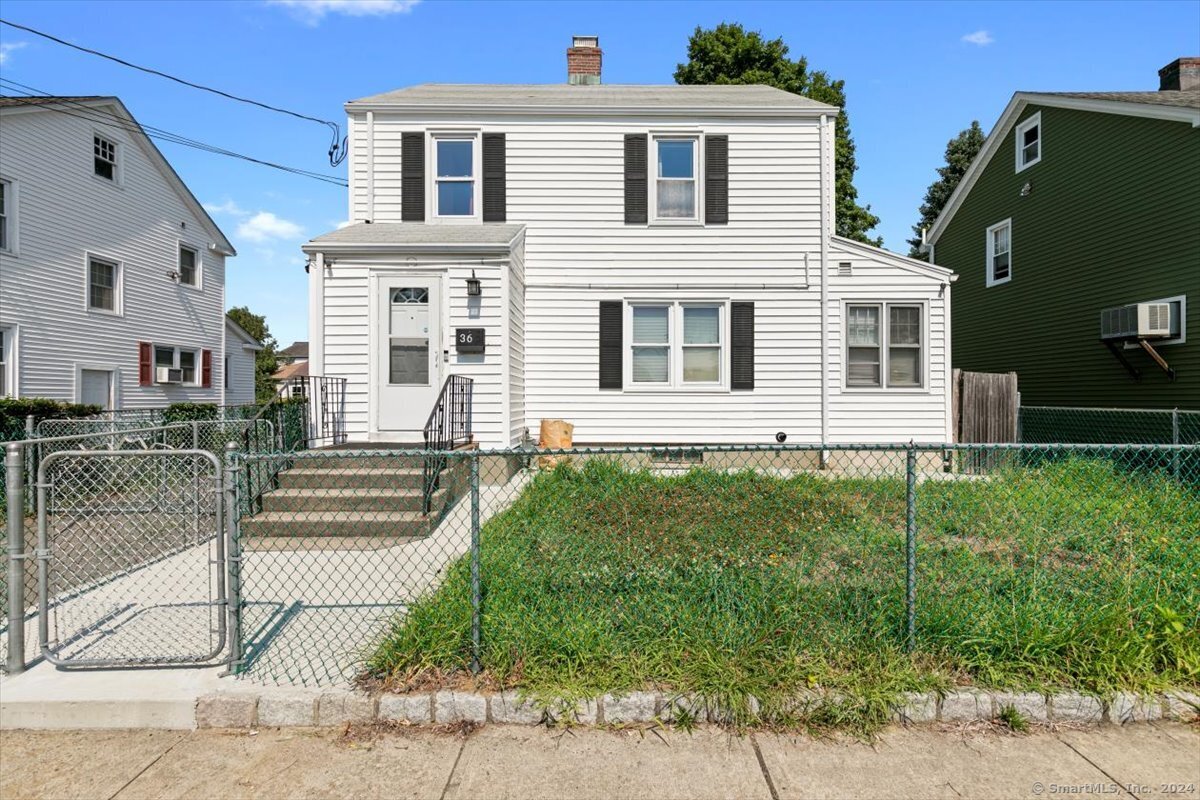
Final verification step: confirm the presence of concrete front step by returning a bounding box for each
[287,454,431,471]
[261,487,437,513]
[277,467,426,490]
[240,511,433,539]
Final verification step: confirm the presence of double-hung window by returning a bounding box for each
[653,137,698,221]
[88,256,119,312]
[179,245,199,287]
[94,135,117,181]
[155,345,200,385]
[0,179,12,253]
[1015,113,1041,171]
[846,303,924,389]
[986,219,1012,286]
[629,302,724,388]
[434,136,476,218]
[0,327,13,398]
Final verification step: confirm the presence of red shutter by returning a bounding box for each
[138,342,153,386]
[201,349,213,388]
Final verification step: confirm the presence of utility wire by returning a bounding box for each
[0,79,348,186]
[0,17,348,166]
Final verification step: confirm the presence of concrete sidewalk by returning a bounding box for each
[2,723,1197,800]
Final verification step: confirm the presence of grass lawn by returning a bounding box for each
[366,456,1200,731]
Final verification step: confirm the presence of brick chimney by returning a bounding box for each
[567,35,602,85]
[1158,57,1200,91]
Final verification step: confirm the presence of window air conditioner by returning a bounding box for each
[1099,302,1173,340]
[156,366,184,384]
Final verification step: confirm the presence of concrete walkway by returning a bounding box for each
[2,723,1197,800]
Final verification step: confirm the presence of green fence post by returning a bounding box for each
[6,443,26,674]
[224,442,242,675]
[905,443,917,654]
[470,451,481,675]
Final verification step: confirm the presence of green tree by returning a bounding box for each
[907,121,986,260]
[674,22,881,245]
[226,306,279,403]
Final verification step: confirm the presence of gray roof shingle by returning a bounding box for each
[1029,90,1200,109]
[308,223,525,248]
[349,83,835,111]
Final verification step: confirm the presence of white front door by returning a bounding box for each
[80,368,113,409]
[377,279,442,436]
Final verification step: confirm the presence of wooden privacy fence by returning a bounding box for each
[952,369,1019,473]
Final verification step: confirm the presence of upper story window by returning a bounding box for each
[629,301,724,388]
[986,219,1012,287]
[179,245,199,287]
[1015,113,1041,171]
[87,255,120,313]
[94,135,118,181]
[846,303,924,389]
[0,179,11,253]
[652,137,699,221]
[434,136,476,218]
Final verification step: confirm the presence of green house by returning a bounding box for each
[927,58,1200,410]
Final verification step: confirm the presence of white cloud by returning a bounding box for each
[335,219,353,229]
[961,30,994,46]
[268,0,420,25]
[203,199,248,217]
[0,42,27,66]
[237,211,304,243]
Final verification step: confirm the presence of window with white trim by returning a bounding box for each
[629,302,724,388]
[88,256,120,312]
[1015,113,1041,171]
[154,345,201,385]
[846,303,924,389]
[94,134,117,180]
[0,326,14,397]
[652,136,698,221]
[0,179,13,253]
[433,136,476,218]
[986,219,1012,286]
[179,244,199,287]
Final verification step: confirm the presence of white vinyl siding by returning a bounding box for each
[326,110,952,446]
[0,104,228,407]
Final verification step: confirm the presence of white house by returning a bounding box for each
[224,316,263,406]
[302,37,956,448]
[0,96,236,409]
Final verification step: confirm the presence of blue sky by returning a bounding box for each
[2,0,1197,346]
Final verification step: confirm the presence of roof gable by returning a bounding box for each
[927,91,1200,244]
[0,96,235,255]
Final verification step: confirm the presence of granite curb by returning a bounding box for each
[194,688,1199,729]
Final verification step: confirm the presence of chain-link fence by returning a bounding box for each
[36,449,227,667]
[228,443,1198,718]
[1020,405,1200,445]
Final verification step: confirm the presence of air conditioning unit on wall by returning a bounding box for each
[1099,302,1173,341]
[156,366,184,384]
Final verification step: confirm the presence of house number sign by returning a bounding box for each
[455,328,485,354]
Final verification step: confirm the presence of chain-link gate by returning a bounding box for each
[36,449,229,667]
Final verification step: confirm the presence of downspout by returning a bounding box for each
[819,113,830,462]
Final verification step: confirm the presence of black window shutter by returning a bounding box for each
[599,301,623,389]
[705,135,729,225]
[730,302,754,391]
[401,132,425,222]
[482,133,506,222]
[624,134,648,224]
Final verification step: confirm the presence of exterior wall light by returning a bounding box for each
[466,270,482,297]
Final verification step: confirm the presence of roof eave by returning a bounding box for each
[344,101,835,117]
[830,235,956,281]
[927,92,1200,244]
[302,240,519,255]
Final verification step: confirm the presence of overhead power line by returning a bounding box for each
[0,79,348,187]
[0,17,348,166]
